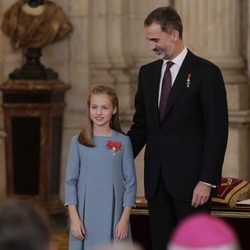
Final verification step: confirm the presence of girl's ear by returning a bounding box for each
[48,241,58,250]
[113,106,117,115]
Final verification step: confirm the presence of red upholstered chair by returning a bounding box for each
[212,177,249,208]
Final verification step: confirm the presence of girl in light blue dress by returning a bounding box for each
[65,85,136,250]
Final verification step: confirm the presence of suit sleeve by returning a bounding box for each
[64,136,80,206]
[127,66,147,157]
[122,137,137,208]
[200,65,228,185]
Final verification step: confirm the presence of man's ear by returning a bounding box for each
[171,30,179,41]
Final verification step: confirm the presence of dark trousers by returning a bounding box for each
[147,176,211,250]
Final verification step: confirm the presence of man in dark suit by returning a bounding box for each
[128,6,228,250]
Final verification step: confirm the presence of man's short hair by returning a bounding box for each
[144,6,183,39]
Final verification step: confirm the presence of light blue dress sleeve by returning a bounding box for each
[65,136,80,206]
[122,136,137,208]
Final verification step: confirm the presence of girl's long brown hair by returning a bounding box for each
[78,85,123,147]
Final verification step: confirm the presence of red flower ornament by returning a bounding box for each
[106,140,122,156]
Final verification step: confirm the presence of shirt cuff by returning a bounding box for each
[200,181,216,188]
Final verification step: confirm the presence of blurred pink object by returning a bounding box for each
[168,213,240,250]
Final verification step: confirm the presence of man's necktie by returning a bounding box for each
[159,61,174,122]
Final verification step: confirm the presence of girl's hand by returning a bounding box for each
[70,217,85,240]
[68,205,85,240]
[115,218,128,241]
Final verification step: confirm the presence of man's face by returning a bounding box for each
[144,23,176,60]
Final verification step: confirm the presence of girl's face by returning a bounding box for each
[89,94,117,129]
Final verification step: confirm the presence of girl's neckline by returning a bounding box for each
[93,130,114,138]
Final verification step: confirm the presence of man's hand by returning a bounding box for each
[191,181,211,208]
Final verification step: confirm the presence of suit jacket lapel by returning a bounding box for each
[164,51,195,118]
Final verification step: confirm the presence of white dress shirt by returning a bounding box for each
[158,47,188,106]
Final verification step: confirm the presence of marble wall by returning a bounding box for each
[0,0,249,199]
[175,0,250,181]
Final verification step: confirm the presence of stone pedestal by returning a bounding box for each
[0,80,69,214]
